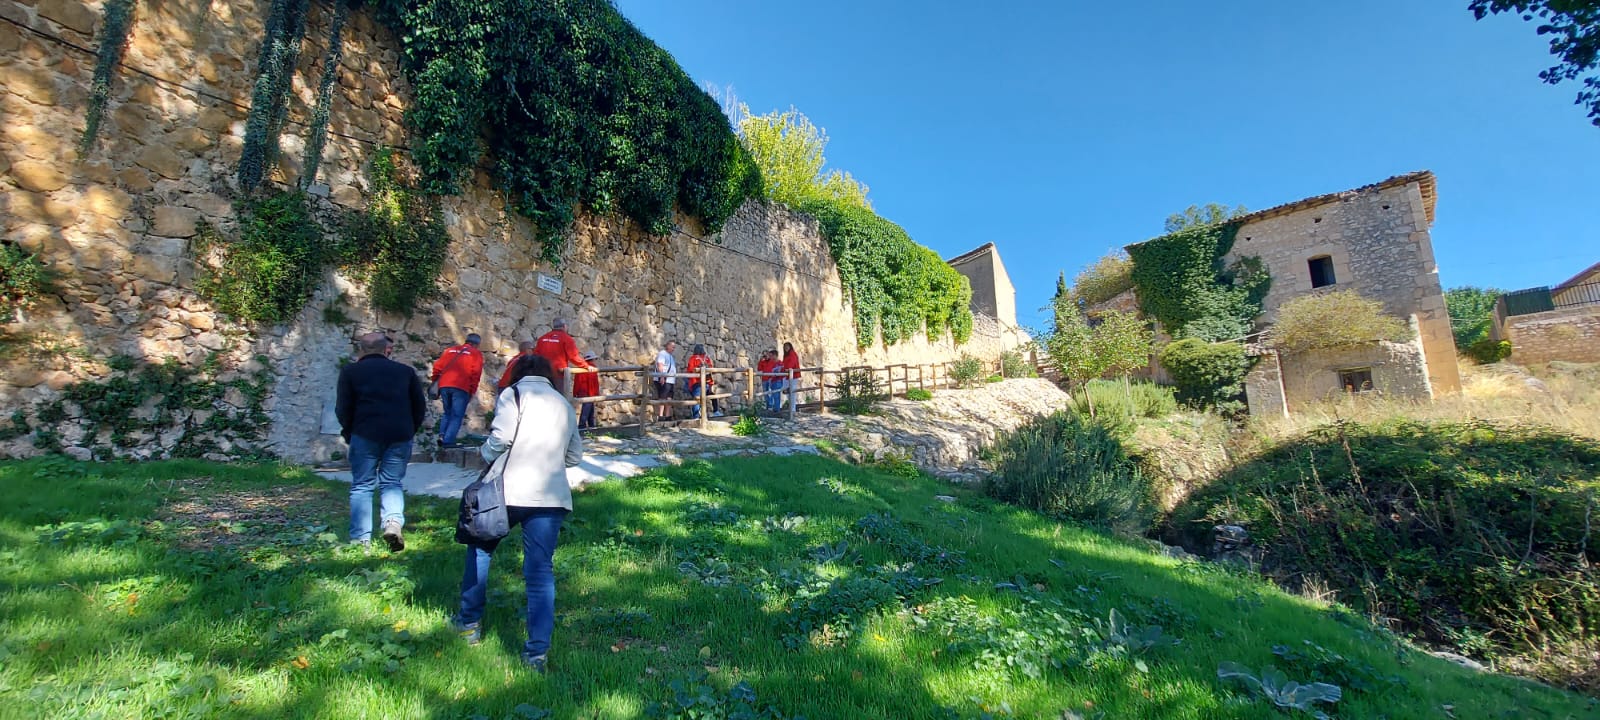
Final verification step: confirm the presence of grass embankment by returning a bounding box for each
[0,456,1594,718]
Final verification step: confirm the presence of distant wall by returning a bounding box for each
[1498,306,1600,366]
[0,0,1008,462]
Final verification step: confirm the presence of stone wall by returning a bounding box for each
[1499,306,1600,366]
[0,0,1011,462]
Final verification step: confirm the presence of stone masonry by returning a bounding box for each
[0,0,1016,462]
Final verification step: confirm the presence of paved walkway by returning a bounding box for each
[317,453,670,498]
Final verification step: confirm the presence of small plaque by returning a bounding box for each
[537,273,563,294]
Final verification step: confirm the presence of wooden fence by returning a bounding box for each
[557,357,1009,435]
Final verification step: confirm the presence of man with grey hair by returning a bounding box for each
[336,332,427,550]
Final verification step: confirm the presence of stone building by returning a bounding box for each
[946,242,1031,352]
[0,0,1023,463]
[1102,172,1460,416]
[1490,261,1600,365]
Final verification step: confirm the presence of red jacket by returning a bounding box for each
[496,351,536,390]
[534,329,590,375]
[686,354,714,389]
[431,344,483,392]
[757,358,776,377]
[782,350,801,379]
[573,369,600,399]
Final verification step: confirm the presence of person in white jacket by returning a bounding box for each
[450,354,582,673]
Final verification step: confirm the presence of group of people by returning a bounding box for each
[333,323,806,673]
[335,329,584,673]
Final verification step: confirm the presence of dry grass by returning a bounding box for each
[1245,360,1600,445]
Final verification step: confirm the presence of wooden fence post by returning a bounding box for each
[697,366,708,430]
[639,365,652,436]
[787,372,797,421]
[818,369,828,416]
[745,367,755,412]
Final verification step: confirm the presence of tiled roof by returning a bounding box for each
[945,242,997,266]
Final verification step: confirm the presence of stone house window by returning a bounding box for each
[1338,367,1374,394]
[1308,255,1337,288]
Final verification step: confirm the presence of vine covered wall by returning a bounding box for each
[1126,221,1269,342]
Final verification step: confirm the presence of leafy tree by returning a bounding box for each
[1445,285,1503,350]
[1044,293,1106,415]
[1267,290,1412,353]
[1163,203,1248,233]
[1072,251,1135,306]
[1089,309,1154,412]
[1470,0,1600,127]
[737,106,871,210]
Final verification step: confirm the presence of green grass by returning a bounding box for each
[0,455,1593,719]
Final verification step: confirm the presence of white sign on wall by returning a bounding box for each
[537,273,563,294]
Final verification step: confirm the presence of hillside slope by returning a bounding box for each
[0,456,1592,718]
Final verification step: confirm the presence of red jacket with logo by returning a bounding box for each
[534,329,590,375]
[686,354,714,389]
[431,344,483,392]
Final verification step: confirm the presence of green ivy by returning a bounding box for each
[194,191,333,324]
[299,0,349,190]
[79,0,138,154]
[1158,338,1250,415]
[1126,222,1269,341]
[798,199,972,347]
[370,0,762,264]
[238,0,311,192]
[0,243,52,323]
[338,150,451,315]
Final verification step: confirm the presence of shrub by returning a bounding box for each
[337,150,451,315]
[1166,419,1600,674]
[1268,290,1411,353]
[999,350,1034,378]
[1159,339,1249,414]
[1466,337,1513,364]
[905,388,933,401]
[0,243,52,323]
[949,356,984,388]
[1072,380,1177,420]
[984,411,1151,533]
[194,191,332,325]
[832,368,884,415]
[1073,250,1134,306]
[985,374,1004,383]
[732,405,766,437]
[1445,285,1501,350]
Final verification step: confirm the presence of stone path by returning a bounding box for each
[317,453,674,499]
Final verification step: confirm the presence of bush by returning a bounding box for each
[832,368,884,415]
[949,356,984,388]
[905,388,933,401]
[1072,380,1177,420]
[1165,419,1600,674]
[983,411,1151,533]
[0,242,51,323]
[999,350,1034,378]
[1159,339,1249,414]
[1073,251,1134,306]
[1268,290,1411,352]
[985,374,1004,383]
[731,405,766,437]
[194,191,332,325]
[1467,337,1513,364]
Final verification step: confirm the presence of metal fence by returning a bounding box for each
[1499,281,1600,318]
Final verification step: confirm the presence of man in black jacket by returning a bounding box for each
[336,332,428,551]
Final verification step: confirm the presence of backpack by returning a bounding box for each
[454,391,523,544]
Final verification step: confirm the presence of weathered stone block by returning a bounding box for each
[170,127,214,153]
[8,160,69,192]
[6,64,58,105]
[151,206,200,238]
[137,145,185,180]
[37,0,96,35]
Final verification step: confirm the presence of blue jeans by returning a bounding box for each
[348,435,411,541]
[579,402,596,429]
[438,387,469,445]
[763,380,780,412]
[457,506,568,658]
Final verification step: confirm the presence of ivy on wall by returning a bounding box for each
[1126,222,1270,342]
[193,191,331,324]
[299,0,349,190]
[79,0,138,154]
[798,199,973,348]
[338,149,451,314]
[369,0,762,263]
[0,243,52,324]
[238,0,311,192]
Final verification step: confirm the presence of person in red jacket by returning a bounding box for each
[533,319,592,394]
[497,340,537,391]
[574,351,600,429]
[756,350,779,412]
[431,333,484,448]
[780,342,801,410]
[685,344,722,418]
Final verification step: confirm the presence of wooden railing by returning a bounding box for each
[556,358,1008,435]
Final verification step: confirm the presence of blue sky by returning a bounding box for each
[614,0,1600,329]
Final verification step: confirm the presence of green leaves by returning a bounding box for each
[375,0,761,261]
[1126,221,1269,342]
[0,242,51,324]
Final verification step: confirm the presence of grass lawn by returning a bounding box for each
[0,454,1593,719]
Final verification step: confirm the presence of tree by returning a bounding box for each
[1266,290,1412,353]
[1470,1,1600,127]
[736,105,871,210]
[1163,203,1248,233]
[1072,250,1135,306]
[1088,309,1154,410]
[1160,339,1250,414]
[1044,292,1107,415]
[1444,285,1503,350]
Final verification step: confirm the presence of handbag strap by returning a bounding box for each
[481,388,525,481]
[437,345,468,377]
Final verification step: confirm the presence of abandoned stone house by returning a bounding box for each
[945,242,1033,353]
[1490,261,1600,365]
[1102,171,1461,416]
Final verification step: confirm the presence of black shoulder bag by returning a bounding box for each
[454,389,523,544]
